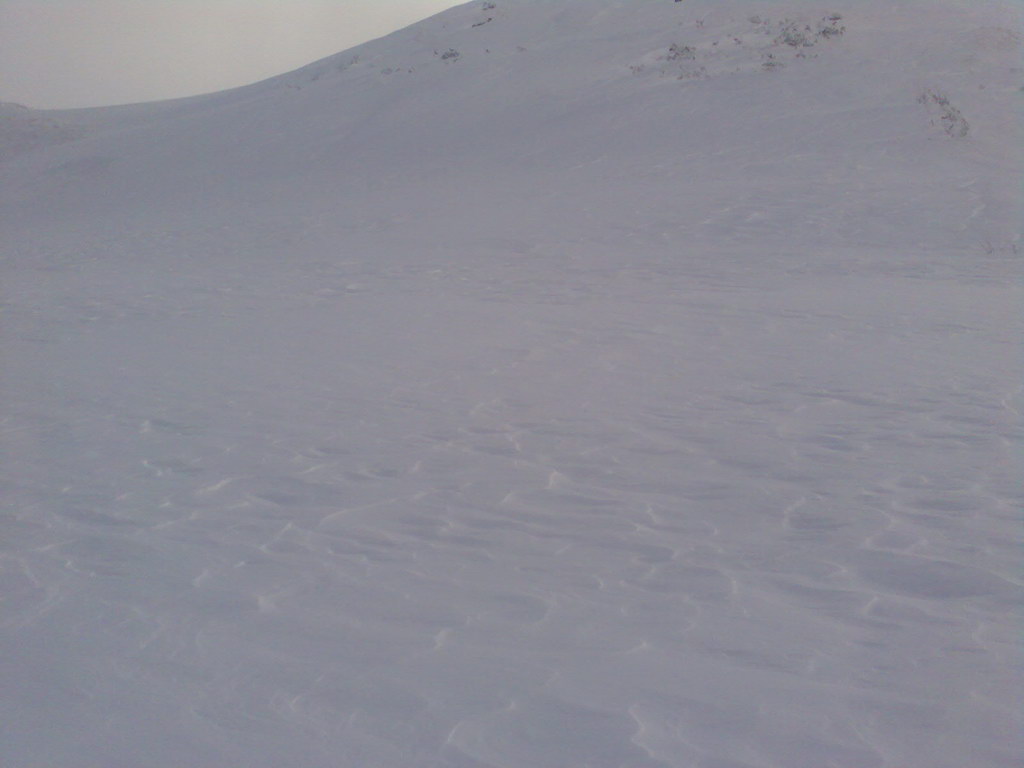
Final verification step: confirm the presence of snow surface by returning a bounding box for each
[2,1,1022,766]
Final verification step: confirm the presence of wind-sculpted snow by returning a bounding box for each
[1,1,1021,767]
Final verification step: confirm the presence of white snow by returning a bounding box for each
[1,1,1021,766]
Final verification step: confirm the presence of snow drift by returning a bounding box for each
[2,1,1021,766]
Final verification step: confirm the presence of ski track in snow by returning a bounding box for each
[1,1,1022,767]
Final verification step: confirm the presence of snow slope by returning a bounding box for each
[2,1,1022,766]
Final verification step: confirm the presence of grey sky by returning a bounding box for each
[0,1,461,109]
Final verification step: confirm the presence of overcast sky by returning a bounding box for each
[0,0,462,110]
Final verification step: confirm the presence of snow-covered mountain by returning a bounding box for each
[2,2,1021,766]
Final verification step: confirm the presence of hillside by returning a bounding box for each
[2,2,1021,767]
